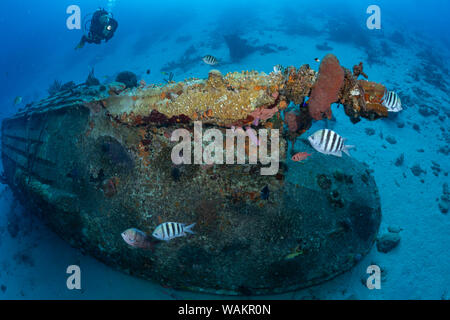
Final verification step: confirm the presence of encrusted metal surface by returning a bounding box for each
[1,64,383,295]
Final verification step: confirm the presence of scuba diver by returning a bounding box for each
[75,9,118,49]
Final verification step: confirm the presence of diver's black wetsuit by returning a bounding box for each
[76,9,118,49]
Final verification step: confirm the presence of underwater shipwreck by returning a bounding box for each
[1,54,389,295]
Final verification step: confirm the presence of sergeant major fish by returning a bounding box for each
[273,64,283,74]
[202,55,219,66]
[381,90,402,112]
[121,228,154,250]
[308,129,354,157]
[152,222,195,241]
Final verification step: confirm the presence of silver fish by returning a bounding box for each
[121,228,154,250]
[381,90,402,112]
[308,129,354,157]
[202,55,219,66]
[152,222,195,241]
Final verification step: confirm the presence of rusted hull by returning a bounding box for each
[1,67,382,295]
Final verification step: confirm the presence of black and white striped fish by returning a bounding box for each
[273,64,283,74]
[381,90,402,112]
[202,55,219,66]
[308,129,355,157]
[152,222,196,241]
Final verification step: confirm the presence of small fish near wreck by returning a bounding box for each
[381,90,402,112]
[291,152,311,162]
[273,64,283,74]
[152,222,196,241]
[121,228,155,250]
[308,129,355,157]
[202,55,219,66]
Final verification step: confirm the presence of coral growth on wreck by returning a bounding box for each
[308,54,345,120]
[358,80,389,119]
[353,62,368,79]
[282,65,316,105]
[97,56,387,135]
[47,80,62,96]
[339,70,388,123]
[86,68,100,86]
[61,81,76,91]
[249,106,279,123]
[285,111,299,133]
[47,80,77,96]
[105,70,283,127]
[285,107,312,135]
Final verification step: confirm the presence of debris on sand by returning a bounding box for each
[385,136,397,144]
[376,232,400,253]
[394,153,404,167]
[411,164,426,177]
[223,34,285,63]
[387,225,403,233]
[365,128,375,136]
[438,183,449,214]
